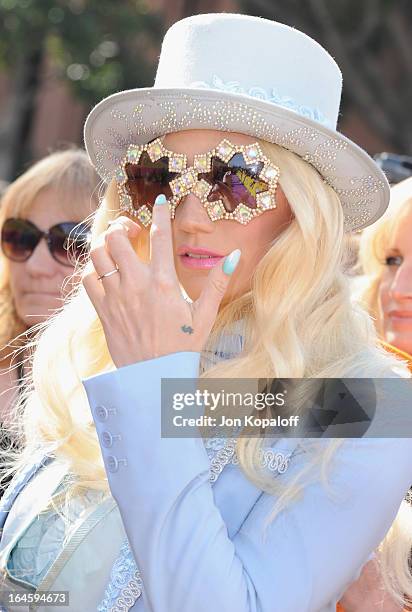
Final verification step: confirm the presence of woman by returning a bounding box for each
[336,177,412,612]
[0,149,98,473]
[358,176,412,371]
[0,14,411,612]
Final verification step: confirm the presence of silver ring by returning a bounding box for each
[97,267,119,281]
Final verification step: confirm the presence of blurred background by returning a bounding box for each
[1,0,412,183]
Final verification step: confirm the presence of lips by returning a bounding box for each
[177,244,226,269]
[388,311,412,318]
[176,244,225,257]
[387,311,412,328]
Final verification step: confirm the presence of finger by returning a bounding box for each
[107,215,141,237]
[90,233,120,284]
[195,249,242,328]
[104,222,146,282]
[150,194,177,279]
[82,263,105,313]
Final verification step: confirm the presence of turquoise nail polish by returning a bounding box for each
[223,249,241,275]
[155,194,167,205]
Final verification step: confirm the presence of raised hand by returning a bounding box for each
[82,194,241,368]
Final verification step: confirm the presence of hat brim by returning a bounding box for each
[84,87,389,232]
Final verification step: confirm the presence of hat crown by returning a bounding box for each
[154,13,342,130]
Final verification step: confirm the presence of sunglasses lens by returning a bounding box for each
[205,153,268,212]
[49,223,91,266]
[1,218,40,262]
[125,152,176,211]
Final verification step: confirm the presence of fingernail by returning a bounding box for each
[223,249,241,275]
[107,220,128,232]
[155,194,168,205]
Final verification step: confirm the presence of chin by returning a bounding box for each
[385,331,412,356]
[18,302,60,328]
[22,311,52,327]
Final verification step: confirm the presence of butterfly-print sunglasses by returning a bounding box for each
[115,138,280,227]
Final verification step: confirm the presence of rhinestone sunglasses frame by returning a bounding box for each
[115,138,281,227]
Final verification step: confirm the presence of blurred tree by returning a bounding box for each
[240,0,412,154]
[0,0,163,180]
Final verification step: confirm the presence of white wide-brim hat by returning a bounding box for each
[84,13,389,232]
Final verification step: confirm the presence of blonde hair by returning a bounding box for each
[2,141,411,606]
[0,148,101,356]
[358,176,412,331]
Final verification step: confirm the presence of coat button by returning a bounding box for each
[95,406,117,422]
[107,456,128,473]
[96,405,108,422]
[101,431,122,448]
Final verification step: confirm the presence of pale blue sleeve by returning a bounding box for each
[82,353,412,612]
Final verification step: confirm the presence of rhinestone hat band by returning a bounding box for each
[190,75,333,129]
[115,138,280,227]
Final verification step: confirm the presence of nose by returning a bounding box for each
[174,192,215,234]
[25,237,61,277]
[389,261,412,301]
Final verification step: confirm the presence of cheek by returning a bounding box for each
[237,209,281,260]
[378,273,391,310]
[244,188,292,255]
[55,264,74,280]
[45,257,76,283]
[53,268,78,299]
[61,269,82,296]
[8,263,25,299]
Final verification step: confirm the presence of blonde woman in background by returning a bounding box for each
[0,149,99,447]
[338,177,412,612]
[0,14,411,612]
[358,176,412,371]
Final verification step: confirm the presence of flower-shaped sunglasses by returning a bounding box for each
[115,138,280,227]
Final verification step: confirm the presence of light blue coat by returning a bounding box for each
[83,351,412,611]
[1,350,411,611]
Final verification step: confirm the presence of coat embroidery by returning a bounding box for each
[97,539,143,612]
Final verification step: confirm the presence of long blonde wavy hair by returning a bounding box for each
[358,176,412,330]
[2,140,411,606]
[0,148,101,359]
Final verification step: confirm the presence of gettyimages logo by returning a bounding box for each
[161,377,412,438]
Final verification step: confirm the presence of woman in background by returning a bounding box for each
[0,149,98,488]
[358,176,412,371]
[338,177,412,611]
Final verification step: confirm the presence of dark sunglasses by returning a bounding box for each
[115,138,280,227]
[1,218,92,267]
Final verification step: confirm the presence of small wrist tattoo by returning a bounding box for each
[181,324,194,335]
